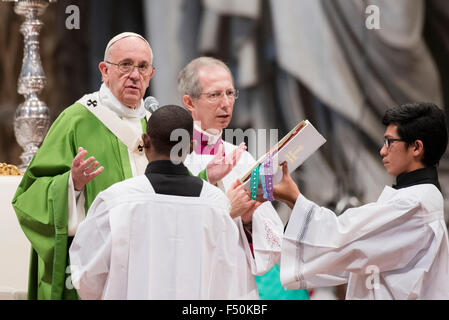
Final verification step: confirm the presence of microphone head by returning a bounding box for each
[144,96,160,113]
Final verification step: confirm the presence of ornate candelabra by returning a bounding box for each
[4,0,56,171]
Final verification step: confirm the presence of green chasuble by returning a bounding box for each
[12,103,207,300]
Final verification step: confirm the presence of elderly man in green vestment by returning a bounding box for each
[12,32,245,300]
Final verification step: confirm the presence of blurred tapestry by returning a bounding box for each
[142,0,449,222]
[1,0,448,221]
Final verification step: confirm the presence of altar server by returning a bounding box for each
[69,105,261,299]
[274,102,449,299]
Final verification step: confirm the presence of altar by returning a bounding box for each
[0,176,29,299]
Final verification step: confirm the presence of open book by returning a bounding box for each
[240,120,326,192]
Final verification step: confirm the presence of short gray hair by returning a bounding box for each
[178,57,233,99]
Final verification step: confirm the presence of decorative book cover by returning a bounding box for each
[240,120,326,192]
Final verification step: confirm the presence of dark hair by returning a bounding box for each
[147,105,193,156]
[382,102,448,166]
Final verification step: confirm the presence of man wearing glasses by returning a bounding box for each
[12,33,242,300]
[273,102,449,299]
[179,57,309,300]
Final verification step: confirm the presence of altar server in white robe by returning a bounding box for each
[69,105,261,299]
[274,102,449,300]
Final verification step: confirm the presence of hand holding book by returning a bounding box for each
[240,120,326,201]
[272,162,301,209]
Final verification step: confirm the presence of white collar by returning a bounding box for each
[99,83,146,119]
[193,122,222,146]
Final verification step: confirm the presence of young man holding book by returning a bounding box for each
[274,102,449,299]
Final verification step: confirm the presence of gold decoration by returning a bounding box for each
[0,163,23,176]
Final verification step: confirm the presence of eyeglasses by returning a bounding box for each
[105,60,154,77]
[199,89,239,103]
[383,138,404,149]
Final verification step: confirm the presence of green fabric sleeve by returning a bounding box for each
[12,104,134,300]
[12,112,74,299]
[196,168,208,182]
[186,167,208,182]
[255,264,310,300]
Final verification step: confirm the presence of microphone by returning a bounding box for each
[144,96,160,113]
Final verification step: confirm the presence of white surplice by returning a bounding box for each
[69,176,259,300]
[281,183,449,300]
[184,137,284,281]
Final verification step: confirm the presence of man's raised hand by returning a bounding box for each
[71,147,104,191]
[206,142,246,185]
